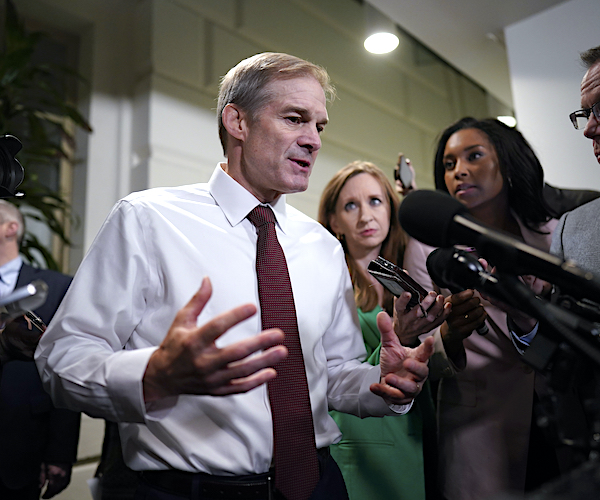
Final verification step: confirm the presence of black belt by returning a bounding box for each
[140,447,330,499]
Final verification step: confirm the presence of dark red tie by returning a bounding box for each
[247,205,319,500]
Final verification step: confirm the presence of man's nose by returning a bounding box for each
[583,112,600,139]
[300,126,322,152]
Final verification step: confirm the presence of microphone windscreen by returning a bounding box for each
[399,190,466,247]
[426,248,456,290]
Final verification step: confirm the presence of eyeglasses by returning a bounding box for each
[569,101,600,129]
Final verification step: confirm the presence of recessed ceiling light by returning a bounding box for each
[497,115,517,127]
[364,32,399,54]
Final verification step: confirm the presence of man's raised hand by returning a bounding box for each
[143,277,287,402]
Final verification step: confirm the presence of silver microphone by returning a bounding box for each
[0,280,48,323]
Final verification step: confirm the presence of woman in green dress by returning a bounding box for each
[318,161,441,500]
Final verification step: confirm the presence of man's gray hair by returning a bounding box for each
[217,52,335,156]
[581,45,600,69]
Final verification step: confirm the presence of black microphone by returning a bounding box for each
[0,135,24,198]
[399,190,600,303]
[426,248,493,335]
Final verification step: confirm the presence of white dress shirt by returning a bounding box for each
[36,164,404,475]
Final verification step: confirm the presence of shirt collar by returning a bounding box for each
[208,163,289,233]
[0,255,22,285]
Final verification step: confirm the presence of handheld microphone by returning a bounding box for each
[0,280,48,325]
[399,190,600,303]
[426,248,493,335]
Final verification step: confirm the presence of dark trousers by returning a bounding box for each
[0,480,41,500]
[134,453,348,500]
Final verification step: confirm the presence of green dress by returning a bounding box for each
[330,307,438,500]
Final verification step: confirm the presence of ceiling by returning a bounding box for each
[367,0,567,109]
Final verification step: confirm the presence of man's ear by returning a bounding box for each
[221,104,248,142]
[5,221,18,239]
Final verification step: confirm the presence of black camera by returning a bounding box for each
[0,135,24,197]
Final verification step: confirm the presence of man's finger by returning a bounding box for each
[376,311,395,346]
[193,301,259,350]
[174,277,214,327]
[212,333,287,379]
[411,336,435,363]
[213,367,280,395]
[370,379,419,404]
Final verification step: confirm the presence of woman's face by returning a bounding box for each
[329,173,391,257]
[442,128,506,211]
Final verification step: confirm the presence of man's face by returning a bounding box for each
[581,61,600,164]
[231,76,328,203]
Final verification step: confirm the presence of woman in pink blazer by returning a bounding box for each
[403,117,559,500]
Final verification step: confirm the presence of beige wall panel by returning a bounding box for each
[407,45,450,96]
[406,76,454,134]
[458,76,488,119]
[172,0,240,29]
[295,0,365,35]
[210,25,265,91]
[152,0,205,89]
[134,0,153,80]
[326,88,423,167]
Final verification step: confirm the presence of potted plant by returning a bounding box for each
[0,0,91,270]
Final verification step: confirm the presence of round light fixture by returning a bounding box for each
[497,115,517,127]
[364,32,399,54]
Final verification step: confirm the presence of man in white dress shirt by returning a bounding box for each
[35,52,442,500]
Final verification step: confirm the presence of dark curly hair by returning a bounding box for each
[434,117,552,231]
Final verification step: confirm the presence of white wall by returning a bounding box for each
[505,0,600,190]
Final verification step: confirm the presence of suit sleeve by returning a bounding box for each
[33,269,81,465]
[44,408,81,464]
[549,213,567,260]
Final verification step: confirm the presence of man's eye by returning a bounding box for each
[287,116,301,124]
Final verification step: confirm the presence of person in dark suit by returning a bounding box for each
[0,200,80,499]
[543,183,600,218]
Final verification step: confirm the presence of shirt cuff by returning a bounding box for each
[508,320,539,355]
[105,346,176,423]
[388,400,413,414]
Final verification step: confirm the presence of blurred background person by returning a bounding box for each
[0,200,80,499]
[403,118,559,500]
[319,161,448,500]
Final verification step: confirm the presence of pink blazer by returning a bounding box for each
[403,218,558,500]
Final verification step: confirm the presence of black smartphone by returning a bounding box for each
[367,256,428,310]
[394,154,414,190]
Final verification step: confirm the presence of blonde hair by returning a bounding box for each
[318,161,407,314]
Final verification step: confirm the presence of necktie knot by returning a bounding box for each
[247,205,276,228]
